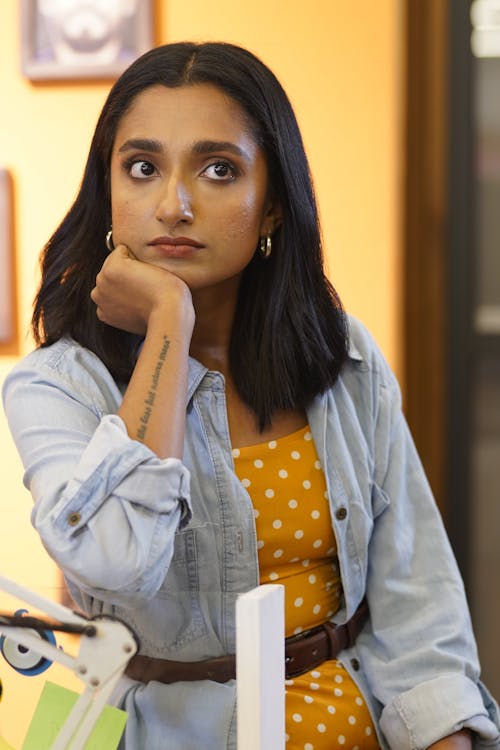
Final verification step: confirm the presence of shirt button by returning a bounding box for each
[350,658,360,671]
[67,512,81,526]
[335,507,347,520]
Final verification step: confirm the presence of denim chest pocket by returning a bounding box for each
[118,528,208,656]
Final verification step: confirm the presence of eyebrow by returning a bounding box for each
[192,140,249,159]
[118,138,163,153]
[117,138,250,159]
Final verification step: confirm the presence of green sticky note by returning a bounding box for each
[22,681,127,750]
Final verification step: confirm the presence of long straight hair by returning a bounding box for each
[32,42,348,429]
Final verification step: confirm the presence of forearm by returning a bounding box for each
[119,307,193,458]
[91,246,195,458]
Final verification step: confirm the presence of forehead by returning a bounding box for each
[114,83,258,148]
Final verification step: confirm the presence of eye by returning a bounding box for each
[126,159,157,179]
[202,161,236,181]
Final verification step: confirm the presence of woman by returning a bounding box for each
[3,42,499,750]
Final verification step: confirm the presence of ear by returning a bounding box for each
[261,195,282,236]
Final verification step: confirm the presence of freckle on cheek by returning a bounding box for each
[225,218,259,244]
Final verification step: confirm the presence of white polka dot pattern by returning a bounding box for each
[233,424,341,634]
[233,425,378,749]
[284,661,379,749]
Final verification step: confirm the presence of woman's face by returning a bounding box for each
[109,83,280,298]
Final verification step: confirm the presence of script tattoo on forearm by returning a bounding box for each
[137,335,170,440]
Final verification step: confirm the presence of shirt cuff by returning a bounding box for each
[379,674,500,749]
[51,413,192,531]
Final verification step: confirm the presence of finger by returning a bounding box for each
[113,243,136,260]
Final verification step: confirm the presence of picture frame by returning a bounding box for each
[20,0,154,81]
[0,168,14,344]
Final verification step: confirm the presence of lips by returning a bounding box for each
[147,236,204,258]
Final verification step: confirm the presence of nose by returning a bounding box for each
[155,174,194,226]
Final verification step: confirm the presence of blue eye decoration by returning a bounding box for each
[0,609,57,676]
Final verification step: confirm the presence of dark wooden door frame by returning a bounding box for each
[404,0,449,509]
[404,0,472,579]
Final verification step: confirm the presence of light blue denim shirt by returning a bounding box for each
[3,317,499,750]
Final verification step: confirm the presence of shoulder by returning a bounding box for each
[345,316,395,383]
[5,337,111,381]
[325,315,402,423]
[2,337,123,414]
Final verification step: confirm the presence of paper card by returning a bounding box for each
[0,736,16,750]
[22,681,127,750]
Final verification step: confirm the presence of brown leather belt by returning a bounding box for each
[125,599,368,684]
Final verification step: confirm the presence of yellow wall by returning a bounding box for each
[0,1,403,746]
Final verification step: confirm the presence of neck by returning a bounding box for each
[189,285,238,373]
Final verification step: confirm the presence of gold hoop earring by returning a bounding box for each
[105,228,114,253]
[259,233,272,259]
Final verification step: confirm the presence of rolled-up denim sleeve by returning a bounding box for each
[2,343,192,606]
[360,357,500,748]
[380,673,500,749]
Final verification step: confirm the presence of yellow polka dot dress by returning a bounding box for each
[233,426,379,749]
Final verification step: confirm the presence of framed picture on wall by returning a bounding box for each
[0,169,14,344]
[20,0,154,81]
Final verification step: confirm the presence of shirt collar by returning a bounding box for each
[186,333,363,403]
[347,335,363,362]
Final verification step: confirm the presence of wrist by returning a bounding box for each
[147,288,195,340]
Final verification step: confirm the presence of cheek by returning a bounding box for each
[110,166,146,243]
[218,193,266,244]
[111,200,141,244]
[215,213,260,262]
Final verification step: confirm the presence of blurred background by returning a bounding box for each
[0,0,498,746]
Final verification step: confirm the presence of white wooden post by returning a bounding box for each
[236,584,285,750]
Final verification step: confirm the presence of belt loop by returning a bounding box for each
[321,621,346,658]
[345,598,368,648]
